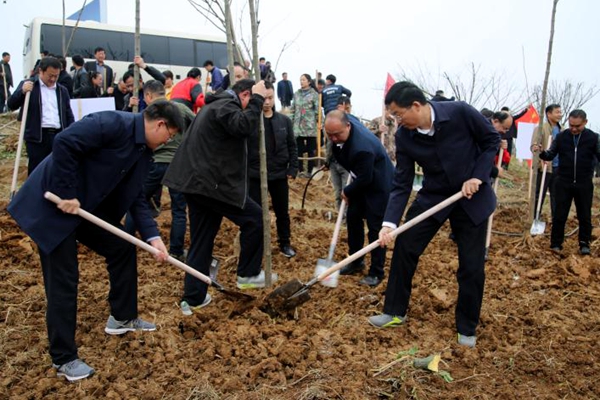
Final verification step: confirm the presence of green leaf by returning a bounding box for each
[438,370,454,382]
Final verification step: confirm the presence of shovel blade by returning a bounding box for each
[530,219,546,236]
[260,279,311,318]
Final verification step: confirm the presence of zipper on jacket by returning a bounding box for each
[573,132,582,183]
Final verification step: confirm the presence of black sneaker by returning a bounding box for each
[280,245,297,258]
[359,275,382,287]
[340,261,365,276]
[580,246,591,256]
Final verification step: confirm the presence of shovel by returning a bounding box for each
[485,148,504,258]
[531,137,553,236]
[9,91,31,200]
[44,191,254,302]
[314,175,352,287]
[265,191,465,314]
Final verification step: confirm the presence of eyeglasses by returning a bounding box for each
[162,122,175,143]
[390,105,412,122]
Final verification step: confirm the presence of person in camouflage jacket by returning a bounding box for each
[290,73,319,175]
[369,114,397,163]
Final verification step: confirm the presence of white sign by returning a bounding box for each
[70,97,116,121]
[515,122,537,160]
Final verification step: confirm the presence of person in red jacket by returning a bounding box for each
[170,68,205,113]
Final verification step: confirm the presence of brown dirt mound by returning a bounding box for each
[1,138,599,398]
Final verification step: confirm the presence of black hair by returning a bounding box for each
[545,103,561,115]
[72,54,84,67]
[94,47,105,54]
[41,50,49,56]
[39,56,62,71]
[569,109,587,120]
[88,71,101,84]
[500,106,510,112]
[231,78,256,94]
[122,70,134,82]
[384,81,427,107]
[337,95,351,106]
[187,67,201,79]
[435,90,444,96]
[317,79,325,86]
[326,74,336,84]
[492,111,511,123]
[203,60,214,67]
[259,57,265,62]
[57,56,67,70]
[143,79,166,97]
[480,108,494,119]
[2,52,9,58]
[264,80,274,91]
[143,100,184,132]
[162,70,173,80]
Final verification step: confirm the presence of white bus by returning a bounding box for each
[22,17,228,87]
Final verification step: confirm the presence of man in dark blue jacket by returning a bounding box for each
[276,72,294,109]
[8,102,183,381]
[8,56,74,174]
[248,81,299,258]
[321,74,352,115]
[369,82,499,348]
[326,110,394,287]
[536,109,600,255]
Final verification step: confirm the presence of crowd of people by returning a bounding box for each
[4,49,599,381]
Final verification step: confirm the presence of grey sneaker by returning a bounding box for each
[180,293,212,316]
[368,313,405,328]
[53,359,95,382]
[104,316,157,335]
[237,270,278,289]
[457,333,477,348]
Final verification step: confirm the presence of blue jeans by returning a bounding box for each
[125,162,187,256]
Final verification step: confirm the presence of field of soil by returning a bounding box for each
[1,113,599,399]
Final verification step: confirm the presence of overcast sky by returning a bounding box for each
[1,0,598,130]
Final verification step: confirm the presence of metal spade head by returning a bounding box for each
[260,278,311,318]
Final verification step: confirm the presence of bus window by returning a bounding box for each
[213,43,228,68]
[169,37,195,67]
[194,40,213,68]
[141,34,169,65]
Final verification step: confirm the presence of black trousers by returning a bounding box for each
[248,178,291,247]
[534,169,557,218]
[346,195,386,278]
[551,177,593,248]
[296,137,316,173]
[383,202,487,336]
[39,219,137,365]
[182,194,263,306]
[26,129,60,175]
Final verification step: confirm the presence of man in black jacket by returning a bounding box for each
[276,72,294,109]
[8,57,74,174]
[84,47,114,93]
[164,79,276,315]
[536,109,600,255]
[1,52,13,112]
[326,110,394,287]
[248,81,298,258]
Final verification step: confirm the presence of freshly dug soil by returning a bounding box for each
[1,122,599,399]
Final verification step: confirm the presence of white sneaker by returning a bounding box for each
[180,293,212,316]
[236,270,278,289]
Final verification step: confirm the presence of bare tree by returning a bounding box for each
[133,0,141,113]
[531,80,599,124]
[528,0,559,226]
[64,0,88,56]
[397,62,529,112]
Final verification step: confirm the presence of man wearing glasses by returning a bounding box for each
[369,81,499,349]
[8,101,184,381]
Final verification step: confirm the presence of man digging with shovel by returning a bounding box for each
[8,102,184,381]
[369,82,499,348]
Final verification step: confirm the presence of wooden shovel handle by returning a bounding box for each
[327,174,353,260]
[44,191,212,285]
[317,191,465,281]
[10,91,31,199]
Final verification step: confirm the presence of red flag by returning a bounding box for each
[515,104,540,127]
[384,73,395,97]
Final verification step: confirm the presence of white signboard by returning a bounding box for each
[515,122,537,160]
[70,97,116,121]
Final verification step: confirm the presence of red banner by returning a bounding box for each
[384,73,395,97]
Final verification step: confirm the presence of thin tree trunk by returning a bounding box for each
[62,0,66,55]
[133,0,141,113]
[249,0,272,287]
[225,0,235,85]
[528,0,559,226]
[65,0,88,56]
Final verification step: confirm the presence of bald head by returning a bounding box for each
[325,110,351,144]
